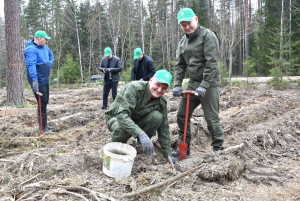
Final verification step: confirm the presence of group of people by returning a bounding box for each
[24,8,225,164]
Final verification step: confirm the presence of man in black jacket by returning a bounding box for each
[131,48,156,81]
[99,47,122,109]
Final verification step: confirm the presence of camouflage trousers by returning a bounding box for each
[108,110,162,143]
[177,82,224,151]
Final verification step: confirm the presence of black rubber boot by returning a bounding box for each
[213,146,224,152]
[171,143,190,157]
[38,113,52,134]
[47,125,56,130]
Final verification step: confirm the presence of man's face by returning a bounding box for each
[180,16,198,35]
[149,77,168,98]
[38,37,48,47]
[106,52,113,59]
[138,53,143,61]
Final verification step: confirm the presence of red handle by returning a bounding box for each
[183,93,190,144]
[181,91,195,95]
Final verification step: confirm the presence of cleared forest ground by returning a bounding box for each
[0,79,300,201]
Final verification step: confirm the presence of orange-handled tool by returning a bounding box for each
[179,91,195,161]
[36,92,43,135]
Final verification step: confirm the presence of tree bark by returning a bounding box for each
[5,0,24,105]
[97,0,102,60]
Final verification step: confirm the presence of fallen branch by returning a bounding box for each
[50,188,89,201]
[0,159,15,162]
[223,143,244,152]
[51,112,84,123]
[19,173,41,186]
[23,181,115,201]
[122,164,205,198]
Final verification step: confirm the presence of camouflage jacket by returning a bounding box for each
[105,81,171,158]
[174,24,221,89]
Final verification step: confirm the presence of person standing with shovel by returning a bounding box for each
[24,31,55,134]
[172,8,225,157]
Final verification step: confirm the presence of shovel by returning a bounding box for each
[179,91,195,161]
[36,92,44,135]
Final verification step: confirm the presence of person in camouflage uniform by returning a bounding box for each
[172,8,225,157]
[105,70,177,164]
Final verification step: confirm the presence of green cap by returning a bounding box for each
[134,48,143,59]
[153,70,172,87]
[177,8,196,24]
[35,31,51,39]
[104,47,112,57]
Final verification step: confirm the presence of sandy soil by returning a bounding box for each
[0,81,299,201]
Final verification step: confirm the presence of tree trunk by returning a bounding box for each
[212,0,215,31]
[140,0,144,51]
[238,0,242,75]
[280,0,284,71]
[5,0,24,105]
[74,8,83,83]
[97,0,102,60]
[245,0,249,60]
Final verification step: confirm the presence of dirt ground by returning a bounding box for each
[0,80,300,201]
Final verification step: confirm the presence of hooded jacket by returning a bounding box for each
[24,39,54,86]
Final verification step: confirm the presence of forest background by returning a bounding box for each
[0,0,300,95]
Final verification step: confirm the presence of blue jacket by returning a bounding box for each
[24,39,54,86]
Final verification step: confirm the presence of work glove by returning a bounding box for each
[138,132,154,155]
[172,86,183,97]
[139,78,144,81]
[168,156,178,164]
[32,80,39,94]
[195,86,206,97]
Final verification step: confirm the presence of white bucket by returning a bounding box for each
[101,142,137,178]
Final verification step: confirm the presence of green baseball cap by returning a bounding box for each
[35,31,51,39]
[134,48,143,59]
[177,8,196,24]
[153,70,172,87]
[104,47,112,57]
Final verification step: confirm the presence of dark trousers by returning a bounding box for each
[103,80,118,108]
[33,84,49,115]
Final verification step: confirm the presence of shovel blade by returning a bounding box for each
[179,142,188,161]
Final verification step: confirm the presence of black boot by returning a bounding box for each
[171,143,190,157]
[38,113,52,134]
[47,125,56,130]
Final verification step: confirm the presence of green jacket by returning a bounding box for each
[174,24,221,89]
[105,81,171,158]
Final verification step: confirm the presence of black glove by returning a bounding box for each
[168,156,178,164]
[195,86,206,97]
[172,86,183,97]
[32,80,39,93]
[138,132,154,155]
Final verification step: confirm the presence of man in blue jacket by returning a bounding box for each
[131,48,156,81]
[99,47,122,109]
[24,30,54,134]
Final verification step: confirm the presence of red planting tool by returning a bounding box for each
[36,92,43,135]
[179,91,195,161]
